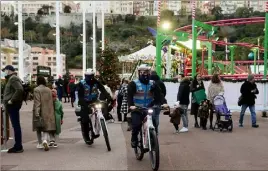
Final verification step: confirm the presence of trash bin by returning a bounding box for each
[1,106,10,145]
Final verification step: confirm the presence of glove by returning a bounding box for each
[129,106,136,110]
[161,104,169,108]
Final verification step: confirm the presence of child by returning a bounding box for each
[50,89,64,147]
[198,99,210,130]
[170,102,181,134]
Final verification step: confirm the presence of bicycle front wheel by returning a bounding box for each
[149,130,160,171]
[100,119,111,151]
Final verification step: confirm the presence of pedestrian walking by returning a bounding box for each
[150,71,166,135]
[207,74,224,129]
[50,89,64,148]
[55,75,64,101]
[239,74,259,128]
[33,76,56,151]
[190,74,205,128]
[68,75,76,107]
[2,65,24,153]
[176,75,191,132]
[120,79,130,129]
[117,79,125,121]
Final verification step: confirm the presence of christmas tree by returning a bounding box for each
[97,45,121,91]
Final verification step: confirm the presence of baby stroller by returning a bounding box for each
[212,93,233,132]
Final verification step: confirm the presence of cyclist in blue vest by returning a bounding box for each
[127,64,166,148]
[74,69,112,141]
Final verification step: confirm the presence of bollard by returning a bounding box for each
[1,106,10,152]
[262,111,267,118]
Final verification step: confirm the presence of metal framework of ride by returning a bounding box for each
[155,2,268,79]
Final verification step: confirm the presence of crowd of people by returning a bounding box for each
[1,63,260,153]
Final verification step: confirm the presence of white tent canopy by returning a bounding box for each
[118,45,165,62]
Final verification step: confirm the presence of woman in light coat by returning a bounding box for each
[207,74,224,129]
[33,76,56,151]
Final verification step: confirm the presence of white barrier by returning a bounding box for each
[164,81,268,112]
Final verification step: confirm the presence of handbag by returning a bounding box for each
[192,89,207,105]
[34,116,44,129]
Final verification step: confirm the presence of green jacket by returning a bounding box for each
[3,74,23,105]
[54,99,64,135]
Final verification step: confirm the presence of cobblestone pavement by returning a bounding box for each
[1,101,268,170]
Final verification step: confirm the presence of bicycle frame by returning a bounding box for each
[142,110,155,152]
[90,104,107,136]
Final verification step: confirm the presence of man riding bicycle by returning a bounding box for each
[127,64,166,148]
[75,68,112,142]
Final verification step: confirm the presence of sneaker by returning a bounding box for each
[53,143,58,148]
[174,130,179,134]
[42,140,49,151]
[239,124,243,127]
[252,124,259,128]
[36,144,43,149]
[7,147,24,153]
[49,141,55,147]
[179,127,189,133]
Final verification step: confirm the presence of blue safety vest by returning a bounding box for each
[80,80,99,101]
[133,79,153,107]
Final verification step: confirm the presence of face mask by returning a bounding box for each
[5,70,9,76]
[178,79,181,83]
[139,74,149,83]
[85,75,93,83]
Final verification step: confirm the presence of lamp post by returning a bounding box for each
[101,1,105,51]
[92,1,96,72]
[264,4,268,78]
[18,1,24,80]
[82,2,86,77]
[56,0,61,77]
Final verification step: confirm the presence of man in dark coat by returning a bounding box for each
[177,76,191,132]
[150,71,166,134]
[239,74,259,128]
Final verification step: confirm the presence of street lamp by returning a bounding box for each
[162,22,170,30]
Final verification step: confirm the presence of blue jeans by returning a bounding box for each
[152,106,161,134]
[6,103,23,149]
[239,104,257,125]
[180,105,188,128]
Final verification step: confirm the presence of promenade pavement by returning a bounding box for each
[1,101,127,170]
[1,101,268,170]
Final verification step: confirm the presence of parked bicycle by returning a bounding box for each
[77,100,111,151]
[131,106,167,171]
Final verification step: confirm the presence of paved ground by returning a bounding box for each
[1,101,127,170]
[1,101,268,170]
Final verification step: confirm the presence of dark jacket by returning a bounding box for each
[127,79,165,107]
[3,73,24,105]
[76,78,112,106]
[240,81,259,106]
[177,78,191,105]
[150,74,166,97]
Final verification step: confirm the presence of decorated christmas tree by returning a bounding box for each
[97,45,121,91]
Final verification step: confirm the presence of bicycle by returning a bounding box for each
[131,106,162,171]
[78,100,111,151]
